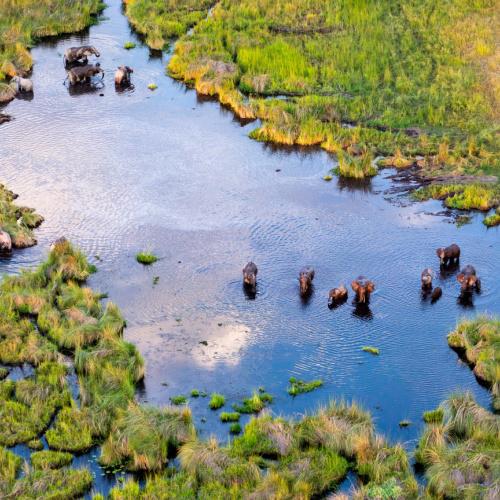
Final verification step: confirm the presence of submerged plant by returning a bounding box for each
[287,377,323,396]
[170,395,188,405]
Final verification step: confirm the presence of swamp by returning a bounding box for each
[0,0,499,498]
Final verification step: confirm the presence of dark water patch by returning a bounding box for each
[0,0,499,495]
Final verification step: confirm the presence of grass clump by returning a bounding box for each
[229,423,242,435]
[30,450,73,470]
[0,446,22,483]
[190,389,200,397]
[447,315,500,410]
[123,41,136,49]
[334,150,378,179]
[147,83,158,90]
[220,412,240,423]
[100,403,195,471]
[208,393,225,410]
[0,368,8,380]
[362,346,380,355]
[483,207,500,227]
[423,408,444,424]
[287,377,323,396]
[232,391,273,414]
[136,252,158,265]
[412,183,500,211]
[415,392,499,498]
[45,407,94,453]
[0,184,44,249]
[170,395,188,405]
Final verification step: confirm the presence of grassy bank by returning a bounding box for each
[124,0,499,183]
[0,0,104,93]
[415,392,499,498]
[447,316,500,410]
[0,184,44,249]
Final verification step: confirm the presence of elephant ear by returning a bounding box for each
[351,280,359,293]
[366,282,375,293]
[457,273,465,284]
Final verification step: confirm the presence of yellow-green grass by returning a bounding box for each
[0,0,104,82]
[232,391,273,414]
[483,207,500,227]
[447,315,500,410]
[414,392,499,498]
[412,182,500,211]
[123,0,214,50]
[362,346,380,355]
[129,0,500,179]
[30,450,73,470]
[208,392,225,410]
[135,251,158,264]
[0,184,44,249]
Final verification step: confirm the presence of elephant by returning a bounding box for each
[11,75,33,93]
[328,285,348,308]
[0,229,12,253]
[299,267,315,296]
[66,64,104,85]
[457,265,481,292]
[64,45,100,66]
[115,66,133,86]
[421,268,433,290]
[436,243,460,266]
[351,276,375,304]
[431,287,442,303]
[242,262,258,291]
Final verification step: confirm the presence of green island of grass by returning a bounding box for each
[0,0,104,102]
[483,207,500,227]
[136,251,158,264]
[0,184,44,250]
[362,345,380,355]
[124,0,499,189]
[447,315,499,410]
[287,377,323,396]
[208,392,225,410]
[232,391,273,414]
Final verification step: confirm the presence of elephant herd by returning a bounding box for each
[6,44,134,98]
[242,243,481,309]
[64,45,133,87]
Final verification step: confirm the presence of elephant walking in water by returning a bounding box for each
[64,46,100,66]
[66,64,104,85]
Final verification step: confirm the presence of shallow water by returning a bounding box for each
[1,0,499,495]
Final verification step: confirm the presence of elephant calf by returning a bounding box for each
[115,66,133,86]
[64,45,100,66]
[457,265,481,292]
[328,285,348,308]
[11,76,33,93]
[299,267,315,296]
[351,276,375,304]
[242,262,258,291]
[67,64,104,85]
[436,243,460,266]
[421,268,433,290]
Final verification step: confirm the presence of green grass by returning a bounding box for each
[0,368,8,380]
[135,252,158,264]
[0,446,22,482]
[334,150,378,179]
[362,346,380,355]
[0,184,44,249]
[232,392,273,414]
[423,408,444,424]
[287,377,323,396]
[190,389,200,397]
[0,0,104,83]
[124,0,500,182]
[147,83,158,90]
[412,183,500,211]
[415,392,499,498]
[31,450,73,470]
[447,315,499,410]
[124,41,136,49]
[170,395,188,405]
[219,412,240,422]
[208,392,225,410]
[483,207,500,227]
[229,423,242,435]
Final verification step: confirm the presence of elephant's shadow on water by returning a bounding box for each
[115,83,135,95]
[439,261,460,280]
[351,300,373,320]
[66,80,105,97]
[16,92,34,102]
